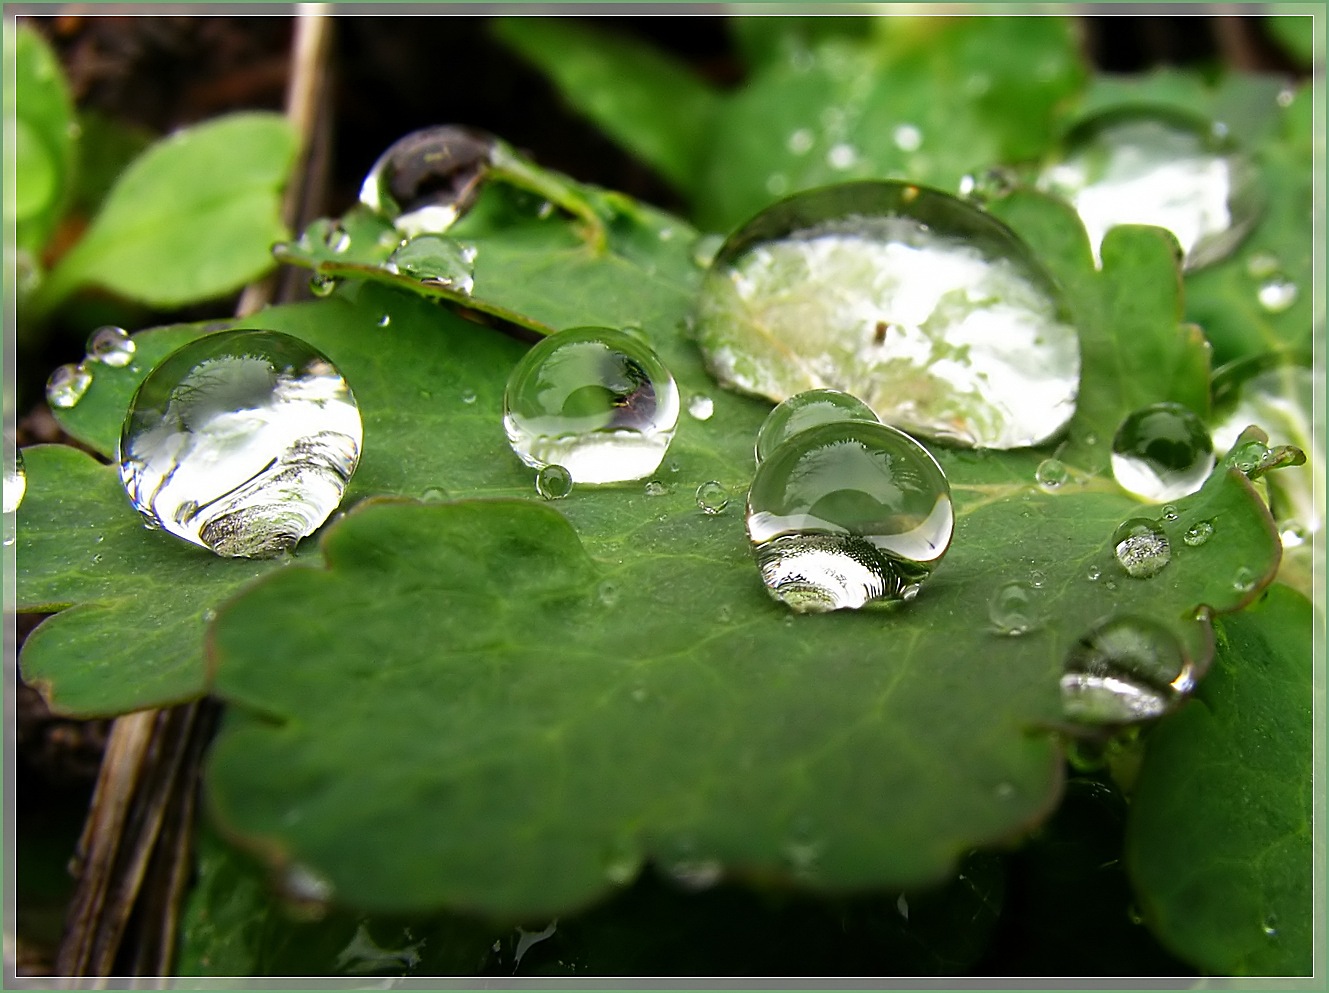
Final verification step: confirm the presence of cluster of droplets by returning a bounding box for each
[45,326,137,411]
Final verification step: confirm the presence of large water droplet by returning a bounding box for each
[1037,107,1261,270]
[695,480,729,515]
[754,388,880,463]
[1061,616,1193,724]
[988,580,1042,635]
[118,330,362,558]
[535,464,573,500]
[745,421,953,612]
[503,327,679,484]
[1113,518,1171,579]
[47,363,92,409]
[694,181,1080,448]
[385,235,476,295]
[86,326,135,367]
[359,125,497,237]
[1110,402,1215,501]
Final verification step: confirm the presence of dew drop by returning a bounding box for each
[826,143,859,170]
[278,861,335,913]
[86,326,136,367]
[1262,913,1279,938]
[460,388,477,405]
[988,580,1041,635]
[1061,615,1193,724]
[695,480,729,515]
[1257,277,1297,313]
[1036,106,1261,270]
[597,580,619,607]
[503,327,679,484]
[308,272,338,297]
[746,421,953,612]
[1086,564,1102,581]
[385,235,476,295]
[5,449,27,516]
[765,172,789,196]
[900,582,922,602]
[1036,457,1069,490]
[1113,518,1171,579]
[118,330,362,558]
[1110,402,1215,501]
[643,479,668,497]
[1245,251,1279,279]
[892,123,923,152]
[687,393,714,421]
[694,181,1081,449]
[1232,566,1256,592]
[420,486,448,503]
[896,894,910,920]
[1181,520,1214,547]
[535,464,573,500]
[359,125,496,237]
[1279,520,1307,548]
[786,127,815,155]
[46,363,92,409]
[754,389,879,463]
[1161,504,1179,521]
[375,314,391,328]
[1029,569,1047,588]
[1226,438,1270,475]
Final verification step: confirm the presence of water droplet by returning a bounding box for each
[535,464,573,500]
[597,580,619,607]
[994,782,1016,800]
[1278,519,1307,548]
[385,235,476,294]
[765,172,789,196]
[1037,107,1261,270]
[1036,458,1069,490]
[1061,616,1193,724]
[826,143,859,170]
[896,894,910,920]
[86,326,135,367]
[1226,438,1270,475]
[1086,564,1102,581]
[279,861,335,911]
[644,479,668,497]
[460,388,477,405]
[686,393,714,422]
[376,314,391,328]
[694,181,1080,449]
[892,123,922,152]
[420,486,448,503]
[695,481,729,515]
[754,389,880,463]
[1111,402,1215,501]
[988,580,1041,635]
[46,363,92,409]
[900,582,922,602]
[118,330,362,558]
[503,327,679,484]
[692,234,725,271]
[308,272,338,297]
[1182,520,1214,546]
[359,125,497,237]
[1161,504,1179,521]
[1257,277,1297,313]
[1245,251,1279,279]
[1262,913,1279,937]
[1232,566,1256,592]
[5,449,27,516]
[1113,519,1171,579]
[716,604,732,623]
[786,128,815,155]
[746,421,953,612]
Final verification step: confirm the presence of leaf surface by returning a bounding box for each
[12,24,76,254]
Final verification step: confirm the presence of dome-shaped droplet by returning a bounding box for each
[4,449,25,515]
[1110,402,1215,501]
[118,330,362,558]
[359,125,497,237]
[745,420,953,612]
[1113,518,1171,579]
[695,480,729,515]
[988,580,1041,636]
[1037,106,1261,270]
[86,326,136,367]
[535,464,573,500]
[308,272,338,297]
[1061,615,1194,724]
[754,389,880,463]
[385,235,476,295]
[687,393,714,421]
[1257,277,1297,313]
[694,181,1080,449]
[503,327,680,484]
[1183,520,1214,546]
[47,363,91,409]
[1035,457,1069,491]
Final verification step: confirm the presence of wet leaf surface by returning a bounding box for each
[1126,584,1314,976]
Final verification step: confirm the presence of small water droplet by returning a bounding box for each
[1245,251,1279,279]
[716,604,733,623]
[989,580,1041,635]
[1278,520,1307,548]
[1113,519,1171,579]
[308,272,338,297]
[746,421,953,612]
[1262,913,1279,937]
[279,862,335,911]
[754,389,879,463]
[1276,87,1295,108]
[385,235,476,295]
[325,224,351,254]
[46,363,92,409]
[900,582,922,602]
[1161,504,1179,521]
[86,326,135,367]
[896,894,910,920]
[1036,458,1069,491]
[359,125,496,237]
[1233,566,1257,592]
[1111,402,1215,501]
[118,330,362,558]
[503,327,679,484]
[666,858,722,891]
[202,607,218,624]
[1086,564,1102,581]
[597,580,619,607]
[420,486,448,503]
[695,481,729,515]
[994,782,1016,800]
[535,464,573,500]
[1183,520,1214,546]
[765,172,789,196]
[1028,569,1047,589]
[1127,904,1145,926]
[5,449,27,517]
[1061,615,1193,724]
[687,393,714,421]
[786,128,815,155]
[376,314,391,328]
[826,143,858,170]
[892,123,922,152]
[1257,277,1298,313]
[644,479,668,497]
[460,388,477,405]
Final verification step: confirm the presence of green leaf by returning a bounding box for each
[1264,15,1315,67]
[1126,585,1314,976]
[10,24,76,254]
[727,16,873,72]
[492,18,719,195]
[31,112,297,317]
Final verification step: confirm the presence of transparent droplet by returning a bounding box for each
[644,479,668,497]
[1161,504,1179,521]
[308,272,338,297]
[359,125,497,237]
[1233,566,1257,592]
[503,327,680,484]
[786,127,815,155]
[1278,519,1307,548]
[1029,569,1047,588]
[988,580,1041,635]
[5,449,27,515]
[694,181,1081,449]
[1183,520,1214,546]
[118,330,362,558]
[754,389,880,463]
[278,861,335,915]
[826,143,858,170]
[47,363,92,409]
[376,314,391,328]
[1110,402,1215,501]
[460,388,477,406]
[1061,616,1193,724]
[745,421,953,612]
[385,235,476,295]
[535,464,573,500]
[1036,457,1069,490]
[1257,277,1298,313]
[765,172,789,196]
[1037,107,1261,270]
[896,894,910,920]
[892,123,923,152]
[86,326,135,367]
[1262,913,1279,938]
[1086,564,1102,581]
[695,480,729,515]
[597,580,619,607]
[1113,518,1171,579]
[687,393,714,421]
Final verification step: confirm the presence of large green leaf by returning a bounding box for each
[1126,585,1314,976]
[29,112,297,317]
[10,24,76,255]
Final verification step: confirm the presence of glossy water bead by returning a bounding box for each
[745,421,953,612]
[503,327,680,484]
[359,125,497,237]
[118,330,362,558]
[1110,402,1215,502]
[754,389,880,463]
